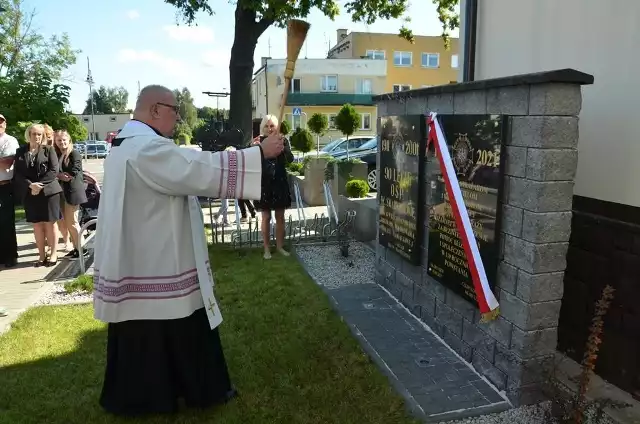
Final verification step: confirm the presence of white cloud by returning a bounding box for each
[126,9,140,20]
[116,49,186,77]
[201,50,230,69]
[163,25,214,43]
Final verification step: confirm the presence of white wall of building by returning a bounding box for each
[266,58,387,77]
[73,113,131,141]
[470,0,639,207]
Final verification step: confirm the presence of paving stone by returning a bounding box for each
[325,283,509,421]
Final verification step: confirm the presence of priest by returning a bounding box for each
[93,84,284,416]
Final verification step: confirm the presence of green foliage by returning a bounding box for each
[83,85,129,114]
[286,161,303,175]
[0,68,72,142]
[53,114,88,143]
[432,0,460,49]
[0,0,80,80]
[174,120,193,144]
[335,104,360,138]
[345,179,370,198]
[307,113,329,136]
[63,274,94,294]
[337,158,364,182]
[323,156,338,181]
[290,127,314,154]
[175,87,198,130]
[279,119,291,136]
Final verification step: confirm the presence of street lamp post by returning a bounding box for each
[202,90,230,131]
[85,57,96,146]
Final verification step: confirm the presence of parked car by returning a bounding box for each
[332,136,378,159]
[85,143,109,159]
[295,135,373,161]
[74,142,86,154]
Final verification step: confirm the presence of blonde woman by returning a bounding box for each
[54,130,88,259]
[251,115,294,259]
[43,124,54,146]
[13,124,63,266]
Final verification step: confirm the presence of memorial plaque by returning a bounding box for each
[426,115,506,304]
[378,115,427,265]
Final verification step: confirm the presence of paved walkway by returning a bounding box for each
[0,221,57,334]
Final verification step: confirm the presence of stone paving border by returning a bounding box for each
[294,247,511,422]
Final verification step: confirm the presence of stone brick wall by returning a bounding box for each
[372,70,593,405]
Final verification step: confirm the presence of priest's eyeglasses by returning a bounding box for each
[157,102,179,113]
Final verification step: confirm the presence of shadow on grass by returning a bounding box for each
[0,247,417,424]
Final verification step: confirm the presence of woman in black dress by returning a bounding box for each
[54,130,88,259]
[252,115,294,259]
[13,123,63,266]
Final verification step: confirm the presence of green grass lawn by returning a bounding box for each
[0,247,418,424]
[14,204,25,222]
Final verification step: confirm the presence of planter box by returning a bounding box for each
[329,161,368,202]
[301,157,330,206]
[337,194,378,242]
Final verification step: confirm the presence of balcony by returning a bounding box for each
[286,92,373,106]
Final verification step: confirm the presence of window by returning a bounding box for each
[451,54,459,69]
[109,116,117,122]
[356,79,372,94]
[421,53,439,68]
[290,78,301,93]
[285,114,303,130]
[321,75,338,92]
[365,50,385,60]
[361,113,371,130]
[326,113,337,129]
[392,84,412,92]
[393,51,412,66]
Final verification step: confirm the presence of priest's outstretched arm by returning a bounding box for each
[135,140,263,200]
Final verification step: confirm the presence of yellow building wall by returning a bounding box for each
[351,33,459,92]
[281,105,377,144]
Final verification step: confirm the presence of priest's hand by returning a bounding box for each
[260,134,284,159]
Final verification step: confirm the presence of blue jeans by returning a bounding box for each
[216,199,229,223]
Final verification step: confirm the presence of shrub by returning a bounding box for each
[308,113,328,137]
[345,179,369,198]
[287,162,303,174]
[279,119,291,136]
[64,274,94,294]
[290,127,314,153]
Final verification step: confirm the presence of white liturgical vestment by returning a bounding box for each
[92,120,262,329]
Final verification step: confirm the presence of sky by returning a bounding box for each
[25,0,459,113]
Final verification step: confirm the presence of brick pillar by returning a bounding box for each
[496,83,581,404]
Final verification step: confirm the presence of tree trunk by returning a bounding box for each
[228,5,262,145]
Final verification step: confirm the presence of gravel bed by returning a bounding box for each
[295,242,375,289]
[34,282,92,306]
[438,401,615,424]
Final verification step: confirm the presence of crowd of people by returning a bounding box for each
[0,117,88,316]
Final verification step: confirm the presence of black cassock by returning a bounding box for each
[100,308,236,416]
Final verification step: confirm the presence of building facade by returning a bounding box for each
[72,113,132,141]
[327,29,459,92]
[252,58,384,142]
[458,0,640,400]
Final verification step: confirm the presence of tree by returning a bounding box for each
[307,113,328,156]
[335,103,360,159]
[279,118,290,136]
[0,67,77,142]
[290,127,314,154]
[83,85,129,114]
[174,87,198,130]
[0,0,80,80]
[164,0,414,144]
[174,120,192,144]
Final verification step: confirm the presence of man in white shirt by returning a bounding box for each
[0,114,19,270]
[94,85,283,416]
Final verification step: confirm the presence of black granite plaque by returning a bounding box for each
[378,115,427,265]
[426,115,506,304]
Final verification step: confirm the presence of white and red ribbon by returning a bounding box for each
[426,112,500,321]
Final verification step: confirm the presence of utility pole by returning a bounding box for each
[85,57,96,142]
[137,81,141,97]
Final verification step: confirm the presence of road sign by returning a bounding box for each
[292,107,302,116]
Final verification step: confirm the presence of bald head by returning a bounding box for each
[133,85,179,137]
